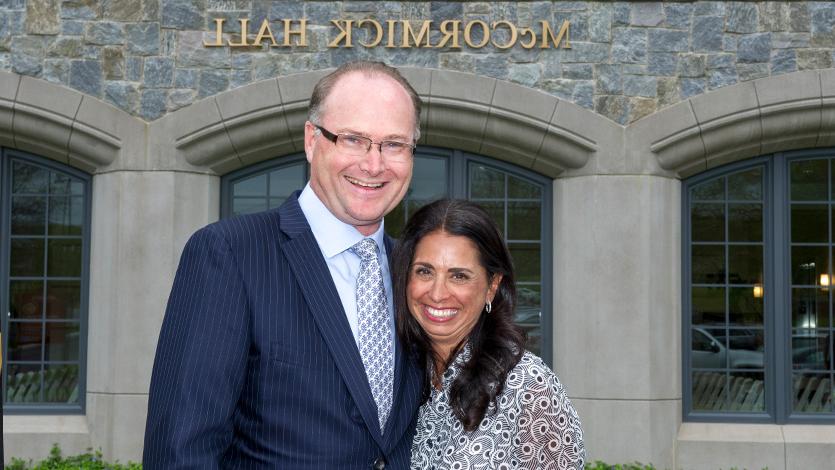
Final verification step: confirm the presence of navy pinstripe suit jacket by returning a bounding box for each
[143,193,422,469]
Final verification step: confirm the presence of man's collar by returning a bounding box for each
[298,183,387,258]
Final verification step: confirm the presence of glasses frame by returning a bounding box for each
[313,125,415,159]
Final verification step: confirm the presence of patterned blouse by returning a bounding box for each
[410,348,586,470]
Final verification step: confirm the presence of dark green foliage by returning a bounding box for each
[7,445,141,470]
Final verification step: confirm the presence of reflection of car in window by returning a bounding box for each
[792,331,831,370]
[692,328,764,369]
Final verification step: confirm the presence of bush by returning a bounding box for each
[586,462,656,470]
[7,444,141,470]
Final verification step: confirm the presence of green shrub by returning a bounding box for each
[586,461,656,470]
[7,444,141,470]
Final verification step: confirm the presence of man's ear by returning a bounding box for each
[304,121,317,163]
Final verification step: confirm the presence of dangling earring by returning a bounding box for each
[485,300,492,313]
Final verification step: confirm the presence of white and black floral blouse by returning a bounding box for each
[410,347,585,470]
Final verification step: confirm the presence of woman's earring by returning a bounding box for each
[485,300,492,313]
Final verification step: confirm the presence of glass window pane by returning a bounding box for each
[232,197,268,216]
[470,164,505,199]
[47,280,82,320]
[508,175,541,199]
[45,322,80,361]
[792,330,830,371]
[692,286,725,325]
[791,159,828,201]
[48,196,84,236]
[691,203,725,242]
[507,201,541,241]
[792,204,829,243]
[793,373,832,412]
[692,244,725,284]
[47,239,82,277]
[10,238,45,277]
[12,161,48,194]
[43,364,80,404]
[791,288,829,329]
[728,245,762,284]
[728,287,763,326]
[691,178,724,201]
[726,371,765,412]
[692,371,727,411]
[8,322,43,362]
[233,173,267,197]
[728,203,762,242]
[50,172,84,195]
[478,200,505,235]
[11,196,46,235]
[9,280,44,320]
[791,246,830,286]
[410,157,448,200]
[692,327,728,368]
[728,167,763,201]
[509,242,540,283]
[515,285,542,357]
[268,164,305,200]
[6,363,43,403]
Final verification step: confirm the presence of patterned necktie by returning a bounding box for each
[351,238,394,432]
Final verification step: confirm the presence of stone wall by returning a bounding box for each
[3,1,835,124]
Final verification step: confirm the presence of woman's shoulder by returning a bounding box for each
[503,350,566,395]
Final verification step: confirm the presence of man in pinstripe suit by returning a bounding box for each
[143,61,423,469]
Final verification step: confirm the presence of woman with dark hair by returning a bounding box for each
[393,199,585,469]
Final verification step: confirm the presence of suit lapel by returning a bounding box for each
[278,195,385,447]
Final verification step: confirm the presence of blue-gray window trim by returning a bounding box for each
[682,148,835,424]
[1,148,91,415]
[220,147,554,365]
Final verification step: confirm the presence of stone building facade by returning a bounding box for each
[2,1,835,469]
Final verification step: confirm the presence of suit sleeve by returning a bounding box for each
[143,227,250,469]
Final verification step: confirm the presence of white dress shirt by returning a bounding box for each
[297,183,396,357]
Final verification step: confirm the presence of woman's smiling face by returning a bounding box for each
[406,230,501,362]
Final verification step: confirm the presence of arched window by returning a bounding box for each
[222,148,553,359]
[2,150,91,413]
[684,149,835,423]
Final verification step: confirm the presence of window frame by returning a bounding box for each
[1,148,92,414]
[220,147,554,365]
[682,148,835,424]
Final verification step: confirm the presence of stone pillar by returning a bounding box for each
[552,174,681,468]
[85,170,219,460]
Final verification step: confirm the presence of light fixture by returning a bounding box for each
[821,273,831,288]
[753,284,763,298]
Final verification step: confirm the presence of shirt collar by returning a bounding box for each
[298,183,387,258]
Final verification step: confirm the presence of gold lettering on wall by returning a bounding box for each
[204,18,571,50]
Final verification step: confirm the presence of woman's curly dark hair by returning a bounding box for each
[392,199,526,432]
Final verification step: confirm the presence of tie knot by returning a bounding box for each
[351,238,379,261]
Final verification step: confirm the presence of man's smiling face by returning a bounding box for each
[304,71,416,236]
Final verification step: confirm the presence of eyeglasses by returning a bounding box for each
[314,125,415,161]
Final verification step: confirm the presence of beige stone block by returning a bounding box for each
[571,398,679,469]
[784,425,835,470]
[26,0,60,35]
[424,70,495,152]
[88,171,219,395]
[817,69,835,147]
[216,79,295,166]
[4,415,91,464]
[676,423,786,470]
[628,101,705,177]
[397,68,432,145]
[553,176,681,400]
[13,76,83,163]
[550,100,625,175]
[71,96,146,171]
[756,70,822,155]
[86,392,147,462]
[0,72,19,147]
[152,97,238,172]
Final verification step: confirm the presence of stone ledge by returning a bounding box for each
[0,72,142,174]
[634,69,835,179]
[164,68,607,178]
